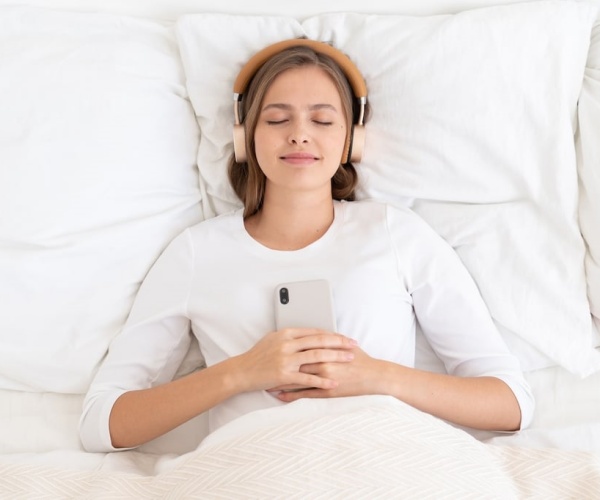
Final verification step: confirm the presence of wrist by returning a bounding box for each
[217,355,252,395]
[369,359,406,397]
[375,360,412,400]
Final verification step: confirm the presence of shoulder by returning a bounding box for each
[157,208,243,261]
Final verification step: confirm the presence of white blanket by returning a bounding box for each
[2,396,599,499]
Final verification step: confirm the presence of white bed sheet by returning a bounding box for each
[0,0,584,19]
[2,395,599,500]
[481,367,600,453]
[2,364,599,475]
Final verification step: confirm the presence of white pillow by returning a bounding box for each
[175,14,306,217]
[304,3,600,377]
[175,1,600,376]
[577,21,600,349]
[0,7,204,393]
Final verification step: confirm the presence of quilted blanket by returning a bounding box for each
[2,396,599,499]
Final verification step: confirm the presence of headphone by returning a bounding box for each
[232,38,367,164]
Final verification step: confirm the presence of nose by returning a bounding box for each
[288,121,310,145]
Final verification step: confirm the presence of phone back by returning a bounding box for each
[275,279,337,332]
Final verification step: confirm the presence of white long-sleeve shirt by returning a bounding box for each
[80,200,534,452]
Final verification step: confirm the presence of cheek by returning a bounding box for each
[253,128,272,163]
[329,126,348,160]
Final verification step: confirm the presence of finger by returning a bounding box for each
[298,348,354,366]
[298,363,320,374]
[267,360,337,391]
[267,383,311,392]
[292,372,339,391]
[281,327,336,338]
[296,333,358,352]
[277,388,330,402]
[283,329,358,348]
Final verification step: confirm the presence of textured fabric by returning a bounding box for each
[7,397,600,499]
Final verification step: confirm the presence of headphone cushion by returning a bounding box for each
[233,124,246,163]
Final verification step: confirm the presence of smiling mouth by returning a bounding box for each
[280,152,321,167]
[281,153,319,160]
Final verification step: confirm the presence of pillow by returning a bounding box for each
[176,1,600,377]
[576,20,600,348]
[0,7,204,393]
[175,14,306,217]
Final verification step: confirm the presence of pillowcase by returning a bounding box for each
[0,7,204,393]
[175,1,600,376]
[576,21,600,348]
[307,2,600,377]
[175,14,306,217]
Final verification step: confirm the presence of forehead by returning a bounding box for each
[262,65,343,105]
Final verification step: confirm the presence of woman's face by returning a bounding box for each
[253,65,347,199]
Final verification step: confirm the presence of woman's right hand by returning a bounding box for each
[231,328,357,393]
[106,328,356,449]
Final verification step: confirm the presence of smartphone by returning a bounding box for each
[274,279,337,332]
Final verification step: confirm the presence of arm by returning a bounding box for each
[86,320,357,450]
[80,226,358,451]
[275,346,521,431]
[395,207,533,429]
[108,357,240,449]
[275,205,533,431]
[80,230,198,452]
[390,366,521,431]
[108,328,357,449]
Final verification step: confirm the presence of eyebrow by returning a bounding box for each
[261,103,339,113]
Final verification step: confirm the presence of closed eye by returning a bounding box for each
[266,120,288,125]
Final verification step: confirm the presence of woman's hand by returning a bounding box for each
[269,347,523,432]
[269,345,384,402]
[231,328,357,393]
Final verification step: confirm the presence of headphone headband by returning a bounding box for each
[234,39,367,99]
[232,38,367,163]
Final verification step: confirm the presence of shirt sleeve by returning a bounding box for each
[386,205,535,430]
[79,229,196,452]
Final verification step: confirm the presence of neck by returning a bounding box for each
[245,190,335,251]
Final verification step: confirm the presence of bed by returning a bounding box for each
[1,0,600,497]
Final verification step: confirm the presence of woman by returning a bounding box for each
[80,40,533,452]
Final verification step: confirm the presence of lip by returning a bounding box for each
[280,152,319,165]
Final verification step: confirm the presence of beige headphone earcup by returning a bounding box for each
[233,124,246,163]
[349,125,365,163]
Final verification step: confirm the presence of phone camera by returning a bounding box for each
[279,287,289,304]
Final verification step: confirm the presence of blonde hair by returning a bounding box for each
[228,44,368,218]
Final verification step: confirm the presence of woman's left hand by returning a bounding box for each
[269,345,523,431]
[268,346,385,402]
